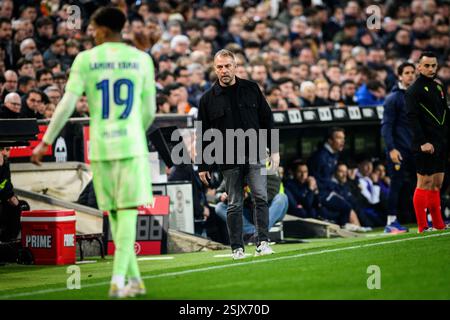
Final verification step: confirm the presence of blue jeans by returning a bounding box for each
[215,193,289,237]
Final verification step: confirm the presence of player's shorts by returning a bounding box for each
[90,155,153,211]
[414,150,446,175]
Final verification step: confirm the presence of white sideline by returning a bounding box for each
[1,231,449,299]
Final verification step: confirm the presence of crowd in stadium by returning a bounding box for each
[1,0,450,243]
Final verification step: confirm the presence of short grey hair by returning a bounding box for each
[4,92,21,104]
[44,85,61,95]
[214,49,236,64]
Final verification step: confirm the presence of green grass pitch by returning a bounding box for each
[1,228,449,300]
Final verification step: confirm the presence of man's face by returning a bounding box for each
[19,63,35,78]
[342,83,356,97]
[370,87,386,99]
[327,67,341,84]
[47,90,61,105]
[5,96,21,113]
[39,73,53,87]
[228,19,242,35]
[295,165,309,184]
[0,1,13,19]
[214,55,236,86]
[21,40,36,56]
[0,22,12,40]
[26,92,42,111]
[22,79,36,93]
[32,54,44,69]
[359,162,373,177]
[396,30,410,45]
[38,24,53,38]
[279,81,294,97]
[335,164,348,183]
[418,56,438,78]
[168,89,180,106]
[268,89,282,105]
[176,69,190,86]
[22,7,37,21]
[235,65,248,79]
[51,39,66,55]
[299,49,314,64]
[399,66,416,87]
[4,71,17,91]
[328,131,345,152]
[203,25,217,40]
[76,96,89,114]
[174,41,189,55]
[251,65,267,84]
[131,21,144,35]
[316,82,329,99]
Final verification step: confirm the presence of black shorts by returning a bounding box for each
[414,151,446,175]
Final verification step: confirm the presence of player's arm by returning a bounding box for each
[31,92,80,165]
[31,53,85,165]
[141,56,156,130]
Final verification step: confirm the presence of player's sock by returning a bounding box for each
[387,215,397,225]
[112,209,138,280]
[428,190,445,229]
[413,188,429,232]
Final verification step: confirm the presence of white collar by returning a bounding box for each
[398,82,407,90]
[324,143,336,154]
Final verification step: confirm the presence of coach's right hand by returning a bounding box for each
[420,143,435,154]
[199,171,211,186]
[389,149,403,163]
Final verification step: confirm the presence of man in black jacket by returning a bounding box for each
[0,92,21,118]
[405,51,449,233]
[0,147,22,242]
[381,62,416,233]
[196,49,279,259]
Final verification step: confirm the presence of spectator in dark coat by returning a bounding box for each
[20,88,44,119]
[0,92,21,118]
[0,147,28,242]
[308,127,370,231]
[284,161,320,218]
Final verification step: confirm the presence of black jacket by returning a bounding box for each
[0,105,20,119]
[405,75,449,154]
[0,159,14,202]
[196,77,274,172]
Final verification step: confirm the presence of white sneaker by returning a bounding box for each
[254,241,274,257]
[124,280,146,297]
[109,283,128,299]
[344,223,371,232]
[232,248,246,260]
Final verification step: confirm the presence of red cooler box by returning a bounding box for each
[21,210,77,265]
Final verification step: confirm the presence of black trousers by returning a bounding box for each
[0,201,22,242]
[222,163,269,251]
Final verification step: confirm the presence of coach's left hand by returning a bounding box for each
[269,152,280,172]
